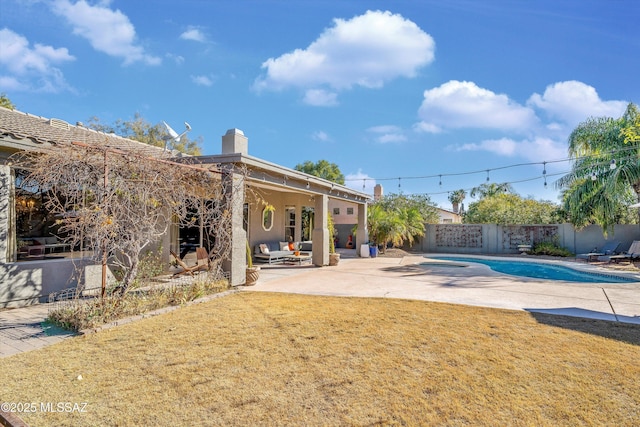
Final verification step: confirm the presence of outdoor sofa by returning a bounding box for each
[254,241,312,264]
[18,236,71,259]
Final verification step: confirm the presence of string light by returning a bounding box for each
[343,145,637,185]
[486,170,490,182]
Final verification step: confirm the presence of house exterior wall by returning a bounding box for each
[436,209,462,223]
[0,259,108,308]
[329,199,359,225]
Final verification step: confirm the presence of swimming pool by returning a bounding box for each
[425,256,638,283]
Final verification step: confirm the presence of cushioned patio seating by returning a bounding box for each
[254,241,312,264]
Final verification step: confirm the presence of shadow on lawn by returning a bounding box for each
[527,310,640,346]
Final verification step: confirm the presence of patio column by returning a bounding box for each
[356,202,368,256]
[0,165,15,263]
[222,166,246,286]
[312,194,329,266]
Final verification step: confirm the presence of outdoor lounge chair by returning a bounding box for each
[170,247,210,277]
[605,240,640,263]
[576,241,621,262]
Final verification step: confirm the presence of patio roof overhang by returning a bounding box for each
[195,153,371,205]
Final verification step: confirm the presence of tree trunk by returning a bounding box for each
[119,258,139,295]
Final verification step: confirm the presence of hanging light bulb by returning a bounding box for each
[486,170,490,182]
[610,159,617,170]
[542,161,547,176]
[438,174,442,187]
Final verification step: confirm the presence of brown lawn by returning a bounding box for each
[1,292,639,426]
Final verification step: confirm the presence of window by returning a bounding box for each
[346,207,354,215]
[285,206,295,241]
[333,207,340,215]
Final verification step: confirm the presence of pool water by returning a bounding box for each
[426,256,637,283]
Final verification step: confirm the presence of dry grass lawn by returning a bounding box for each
[1,292,639,426]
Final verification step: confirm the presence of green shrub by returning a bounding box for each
[530,240,573,257]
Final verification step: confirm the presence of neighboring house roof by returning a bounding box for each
[0,107,168,157]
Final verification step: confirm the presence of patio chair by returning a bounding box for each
[170,247,210,277]
[576,241,621,262]
[606,240,640,263]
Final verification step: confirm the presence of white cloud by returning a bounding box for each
[166,53,185,65]
[527,80,628,126]
[0,28,75,92]
[453,137,566,163]
[51,0,160,66]
[413,121,442,134]
[254,10,435,103]
[180,27,207,43]
[303,89,338,106]
[311,131,331,142]
[517,137,567,163]
[345,169,376,194]
[191,75,214,86]
[416,80,538,132]
[453,138,518,156]
[367,125,407,144]
[0,76,26,91]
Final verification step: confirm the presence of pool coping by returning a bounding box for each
[421,254,640,283]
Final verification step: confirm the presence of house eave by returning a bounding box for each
[193,153,370,204]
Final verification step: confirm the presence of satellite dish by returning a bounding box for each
[162,121,192,150]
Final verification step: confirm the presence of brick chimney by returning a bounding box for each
[222,128,248,155]
[374,184,383,201]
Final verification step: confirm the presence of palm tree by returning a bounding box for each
[469,182,514,199]
[448,189,466,213]
[367,204,424,253]
[556,103,640,231]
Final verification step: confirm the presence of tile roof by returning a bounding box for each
[0,107,169,157]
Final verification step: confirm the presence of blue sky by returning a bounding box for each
[1,0,638,210]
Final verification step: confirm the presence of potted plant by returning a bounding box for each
[245,240,260,285]
[328,213,340,266]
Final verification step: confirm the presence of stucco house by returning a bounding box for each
[0,107,369,307]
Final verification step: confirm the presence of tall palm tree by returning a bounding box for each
[448,189,466,213]
[556,103,640,231]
